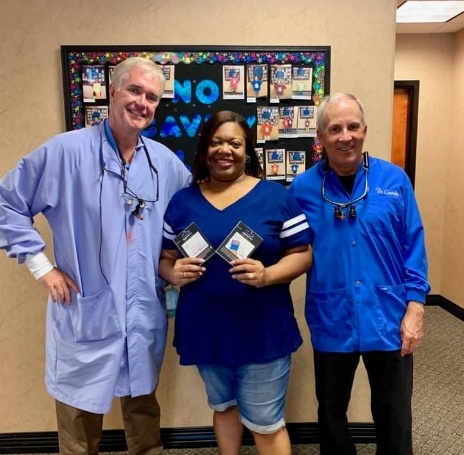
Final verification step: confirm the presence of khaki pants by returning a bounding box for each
[55,389,163,455]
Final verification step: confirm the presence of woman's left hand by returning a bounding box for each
[230,258,267,288]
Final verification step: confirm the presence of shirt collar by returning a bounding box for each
[103,119,144,157]
[103,119,118,155]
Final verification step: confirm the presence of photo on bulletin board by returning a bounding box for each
[246,64,268,102]
[286,150,306,182]
[61,45,330,181]
[160,65,175,99]
[292,66,313,100]
[265,148,286,181]
[84,106,108,127]
[82,64,107,102]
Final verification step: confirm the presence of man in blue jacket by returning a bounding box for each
[0,57,191,454]
[289,93,430,455]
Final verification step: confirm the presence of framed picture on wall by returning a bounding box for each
[61,45,330,179]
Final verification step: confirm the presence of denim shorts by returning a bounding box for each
[197,355,291,434]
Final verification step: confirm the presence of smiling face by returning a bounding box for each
[317,97,368,176]
[206,121,247,183]
[109,65,163,136]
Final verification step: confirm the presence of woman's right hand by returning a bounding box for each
[171,257,206,287]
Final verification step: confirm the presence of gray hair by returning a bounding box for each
[111,57,166,94]
[317,93,366,131]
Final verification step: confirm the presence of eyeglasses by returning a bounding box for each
[121,141,159,220]
[321,152,369,220]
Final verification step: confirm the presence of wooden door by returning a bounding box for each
[391,81,419,187]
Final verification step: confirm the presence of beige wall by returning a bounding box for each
[0,0,397,433]
[442,29,464,307]
[395,32,464,308]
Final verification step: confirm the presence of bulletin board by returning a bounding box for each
[61,45,330,183]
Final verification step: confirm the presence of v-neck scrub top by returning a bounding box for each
[162,180,310,367]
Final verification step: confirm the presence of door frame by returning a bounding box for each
[394,80,419,187]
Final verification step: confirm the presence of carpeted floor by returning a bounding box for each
[162,444,377,454]
[162,445,376,454]
[17,306,464,455]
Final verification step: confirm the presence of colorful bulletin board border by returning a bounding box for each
[61,45,330,131]
[61,46,330,173]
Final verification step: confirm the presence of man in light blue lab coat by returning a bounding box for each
[0,57,191,455]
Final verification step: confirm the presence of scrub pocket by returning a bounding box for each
[373,283,407,335]
[69,285,121,342]
[307,287,351,330]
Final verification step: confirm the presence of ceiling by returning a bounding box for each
[397,0,464,33]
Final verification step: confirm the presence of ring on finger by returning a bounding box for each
[182,271,185,279]
[248,272,254,279]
